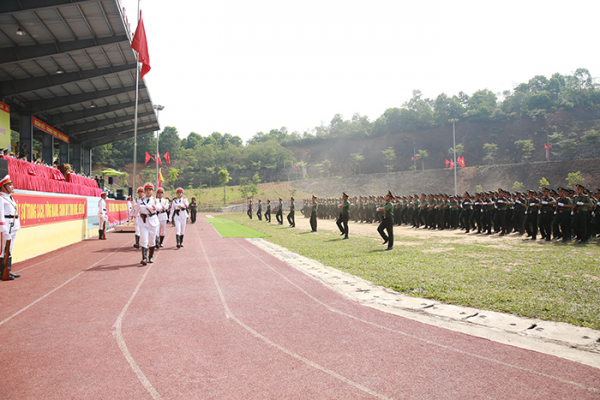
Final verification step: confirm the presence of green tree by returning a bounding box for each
[382,147,396,173]
[315,159,332,177]
[448,143,464,157]
[167,168,180,190]
[512,181,524,191]
[483,143,498,165]
[514,140,535,163]
[559,135,578,160]
[349,153,364,175]
[565,171,585,189]
[539,177,550,191]
[218,169,231,205]
[583,129,600,157]
[416,149,428,171]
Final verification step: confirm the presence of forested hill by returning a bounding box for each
[94,68,600,187]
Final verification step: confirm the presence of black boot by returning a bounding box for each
[159,236,164,248]
[155,235,160,249]
[134,235,140,248]
[101,229,107,240]
[0,258,13,281]
[99,230,103,239]
[8,258,19,278]
[141,248,147,265]
[176,235,181,248]
[148,247,155,263]
[180,235,184,247]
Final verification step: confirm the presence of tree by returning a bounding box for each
[565,171,585,189]
[539,177,550,191]
[514,140,535,163]
[483,143,498,165]
[559,135,578,160]
[583,129,600,157]
[382,147,396,173]
[447,143,464,157]
[315,159,332,177]
[512,181,524,191]
[218,169,231,205]
[416,149,428,171]
[349,153,364,175]
[167,168,180,190]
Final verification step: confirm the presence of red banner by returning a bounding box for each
[106,200,129,226]
[32,116,69,143]
[14,194,86,227]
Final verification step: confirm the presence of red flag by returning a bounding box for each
[459,156,465,167]
[411,156,414,161]
[164,151,171,164]
[155,151,162,164]
[144,151,152,165]
[445,159,450,168]
[450,159,454,169]
[130,11,151,79]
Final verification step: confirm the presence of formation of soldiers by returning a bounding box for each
[300,184,600,243]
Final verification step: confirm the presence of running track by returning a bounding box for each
[1,216,599,399]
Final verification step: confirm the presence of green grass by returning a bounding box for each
[207,217,269,238]
[220,213,600,330]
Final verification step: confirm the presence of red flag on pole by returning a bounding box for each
[130,11,151,79]
[458,156,465,167]
[450,159,454,169]
[155,151,162,164]
[164,151,171,164]
[445,159,450,168]
[144,151,152,165]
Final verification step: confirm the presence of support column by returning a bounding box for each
[59,141,69,165]
[83,146,92,175]
[71,143,82,173]
[18,114,33,161]
[42,133,54,166]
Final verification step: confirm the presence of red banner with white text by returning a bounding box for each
[14,194,87,227]
[106,200,129,226]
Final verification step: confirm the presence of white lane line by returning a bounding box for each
[238,239,600,394]
[15,241,93,272]
[0,240,131,327]
[197,233,392,400]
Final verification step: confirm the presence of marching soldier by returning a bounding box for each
[138,182,159,265]
[309,195,318,232]
[0,175,20,280]
[336,192,350,239]
[377,190,394,250]
[265,199,271,223]
[189,197,198,224]
[276,198,284,225]
[538,187,555,241]
[98,191,108,240]
[155,187,169,248]
[132,187,144,248]
[170,187,189,248]
[247,199,253,219]
[572,184,594,243]
[257,199,263,221]
[287,197,295,227]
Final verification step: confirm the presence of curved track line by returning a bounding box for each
[237,239,600,394]
[112,230,174,400]
[0,240,131,327]
[196,228,393,400]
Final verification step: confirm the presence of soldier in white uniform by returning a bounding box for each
[126,196,133,222]
[155,187,169,248]
[132,187,144,248]
[138,182,160,265]
[97,191,108,240]
[170,187,189,248]
[0,175,20,280]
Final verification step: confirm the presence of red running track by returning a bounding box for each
[1,215,599,399]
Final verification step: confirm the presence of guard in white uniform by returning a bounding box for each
[155,187,169,248]
[170,187,189,248]
[132,187,144,248]
[98,191,108,240]
[138,182,160,265]
[0,175,20,280]
[126,196,133,222]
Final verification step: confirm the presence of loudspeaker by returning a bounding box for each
[108,177,114,185]
[128,187,133,197]
[116,189,124,200]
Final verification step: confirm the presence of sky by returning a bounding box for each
[119,0,600,143]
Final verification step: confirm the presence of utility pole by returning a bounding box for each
[449,119,459,196]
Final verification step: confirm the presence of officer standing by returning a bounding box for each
[336,192,350,239]
[377,191,394,251]
[155,187,169,248]
[0,175,20,280]
[189,197,198,224]
[98,191,108,240]
[138,182,159,265]
[132,187,144,248]
[309,195,318,232]
[287,197,295,227]
[170,187,189,248]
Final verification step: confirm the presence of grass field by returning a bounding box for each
[220,213,600,330]
[206,217,268,238]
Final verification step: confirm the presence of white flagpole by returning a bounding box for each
[132,0,141,192]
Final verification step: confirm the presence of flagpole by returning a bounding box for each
[132,0,141,192]
[154,105,164,187]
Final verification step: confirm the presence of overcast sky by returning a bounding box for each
[119,0,600,143]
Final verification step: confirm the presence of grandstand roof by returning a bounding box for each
[0,0,159,148]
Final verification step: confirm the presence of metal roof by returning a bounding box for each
[0,0,158,148]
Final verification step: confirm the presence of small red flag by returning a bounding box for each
[445,159,450,168]
[460,156,465,167]
[130,11,151,79]
[164,151,171,164]
[144,151,152,165]
[450,159,454,169]
[155,151,162,165]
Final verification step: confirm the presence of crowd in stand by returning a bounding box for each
[301,185,600,243]
[1,142,92,178]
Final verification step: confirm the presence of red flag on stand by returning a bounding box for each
[130,11,151,79]
[144,151,152,165]
[164,151,171,164]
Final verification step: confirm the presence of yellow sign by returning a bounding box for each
[0,102,10,151]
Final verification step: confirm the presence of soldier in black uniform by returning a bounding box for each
[276,198,284,225]
[287,197,295,227]
[336,192,350,239]
[572,184,594,243]
[247,199,253,219]
[265,200,271,223]
[377,191,394,251]
[257,200,262,221]
[538,187,555,241]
